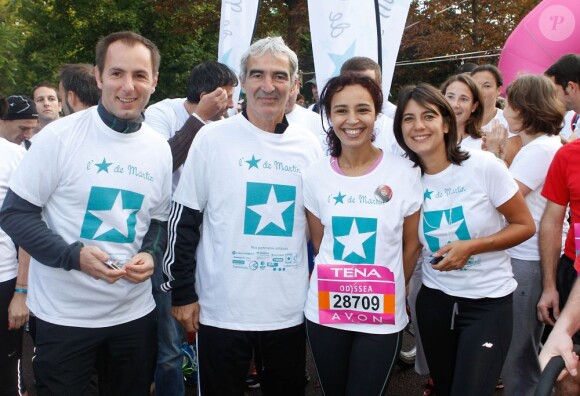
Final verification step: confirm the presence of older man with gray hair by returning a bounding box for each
[163,36,321,395]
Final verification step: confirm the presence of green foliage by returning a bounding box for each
[5,0,221,100]
[0,0,542,104]
[393,0,541,98]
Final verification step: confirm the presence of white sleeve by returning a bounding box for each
[404,166,423,217]
[482,154,519,208]
[149,145,173,221]
[509,145,553,191]
[145,105,173,140]
[302,165,320,218]
[172,136,208,211]
[9,128,64,207]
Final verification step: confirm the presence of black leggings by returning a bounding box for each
[416,285,513,396]
[0,277,25,396]
[306,319,401,396]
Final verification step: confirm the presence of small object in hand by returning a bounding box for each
[103,259,123,270]
[430,256,444,265]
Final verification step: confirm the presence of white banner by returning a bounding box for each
[218,0,260,113]
[378,0,411,97]
[308,0,411,99]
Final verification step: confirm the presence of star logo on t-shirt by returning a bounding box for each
[244,182,295,237]
[332,216,377,264]
[246,155,261,170]
[95,158,113,173]
[333,191,346,205]
[423,206,471,252]
[424,189,433,200]
[80,186,144,243]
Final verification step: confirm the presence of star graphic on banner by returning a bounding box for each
[425,213,464,249]
[247,186,294,233]
[88,191,137,239]
[95,158,112,173]
[246,155,261,169]
[333,191,346,205]
[219,48,233,67]
[329,41,357,77]
[335,219,376,260]
[424,189,433,200]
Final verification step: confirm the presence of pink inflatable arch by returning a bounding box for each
[498,0,580,95]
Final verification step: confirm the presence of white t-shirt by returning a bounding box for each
[286,104,326,150]
[0,138,25,282]
[459,136,483,151]
[482,108,517,139]
[373,114,406,157]
[560,110,577,140]
[145,98,190,191]
[9,108,172,327]
[173,114,322,331]
[508,134,562,260]
[303,154,422,334]
[420,150,518,298]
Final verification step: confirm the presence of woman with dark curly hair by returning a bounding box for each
[302,74,423,395]
[393,83,535,396]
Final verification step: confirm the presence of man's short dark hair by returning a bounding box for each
[545,53,580,89]
[340,56,382,84]
[186,61,238,104]
[59,64,101,107]
[95,31,160,76]
[31,81,58,101]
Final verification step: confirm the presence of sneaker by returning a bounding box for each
[423,378,436,396]
[496,377,504,390]
[246,366,261,389]
[181,342,198,386]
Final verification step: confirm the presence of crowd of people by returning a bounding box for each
[0,29,579,396]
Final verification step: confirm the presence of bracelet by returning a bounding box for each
[14,288,27,294]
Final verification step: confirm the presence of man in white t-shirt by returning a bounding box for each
[58,63,101,115]
[164,37,322,395]
[284,77,325,149]
[145,60,237,395]
[0,95,38,146]
[0,134,26,396]
[146,60,237,189]
[306,75,320,113]
[31,82,61,135]
[0,31,172,395]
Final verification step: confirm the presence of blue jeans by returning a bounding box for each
[153,263,185,396]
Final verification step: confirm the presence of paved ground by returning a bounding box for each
[22,330,505,395]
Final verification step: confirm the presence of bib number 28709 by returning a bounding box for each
[317,264,395,325]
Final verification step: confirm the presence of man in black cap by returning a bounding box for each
[0,95,38,145]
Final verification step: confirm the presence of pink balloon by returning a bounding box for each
[498,0,580,95]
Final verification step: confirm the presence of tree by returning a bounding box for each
[7,0,312,101]
[0,0,27,95]
[393,0,541,96]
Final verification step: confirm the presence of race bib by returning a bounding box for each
[317,264,395,325]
